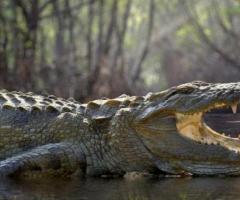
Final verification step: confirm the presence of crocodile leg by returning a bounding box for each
[0,143,86,177]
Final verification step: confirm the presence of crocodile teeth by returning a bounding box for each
[231,103,238,114]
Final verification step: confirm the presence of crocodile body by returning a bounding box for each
[1,81,240,177]
[0,90,153,177]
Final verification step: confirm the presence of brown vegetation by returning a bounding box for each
[0,0,240,101]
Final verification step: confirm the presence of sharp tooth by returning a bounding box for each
[207,140,212,145]
[231,103,238,114]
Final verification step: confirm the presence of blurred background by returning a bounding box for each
[0,0,240,101]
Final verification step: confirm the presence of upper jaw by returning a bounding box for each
[137,100,239,123]
[138,87,240,121]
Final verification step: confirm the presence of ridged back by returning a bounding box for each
[82,94,145,119]
[0,90,81,114]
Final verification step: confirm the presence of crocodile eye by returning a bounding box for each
[165,86,195,99]
[177,85,196,94]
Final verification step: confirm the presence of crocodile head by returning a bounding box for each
[135,81,240,175]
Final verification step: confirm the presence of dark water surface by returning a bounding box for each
[1,176,240,200]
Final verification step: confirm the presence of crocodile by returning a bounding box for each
[1,81,240,178]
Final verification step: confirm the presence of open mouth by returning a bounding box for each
[204,105,240,139]
[176,102,240,153]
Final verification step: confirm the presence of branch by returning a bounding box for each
[103,0,118,54]
[40,0,97,20]
[214,2,239,41]
[15,0,29,23]
[130,0,155,83]
[111,0,132,72]
[87,0,94,73]
[39,0,52,14]
[93,0,104,72]
[184,1,240,69]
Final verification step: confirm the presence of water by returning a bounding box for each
[1,176,240,200]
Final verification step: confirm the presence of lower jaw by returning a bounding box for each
[200,123,240,153]
[155,157,240,176]
[179,161,240,176]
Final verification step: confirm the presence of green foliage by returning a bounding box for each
[176,24,200,45]
[226,4,240,14]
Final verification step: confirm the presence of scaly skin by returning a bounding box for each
[1,81,240,177]
[0,90,153,177]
